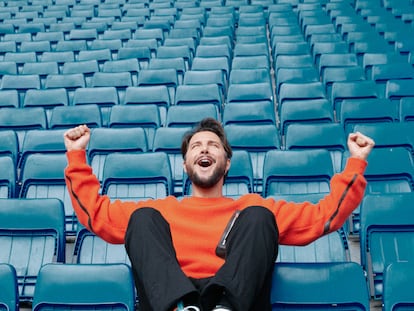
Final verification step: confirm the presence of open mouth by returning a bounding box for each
[196,157,214,168]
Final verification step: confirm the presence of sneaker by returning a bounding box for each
[176,301,201,311]
[212,306,232,311]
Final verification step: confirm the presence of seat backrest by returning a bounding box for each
[263,149,334,197]
[0,198,65,302]
[225,123,281,193]
[175,84,223,112]
[361,147,414,193]
[271,262,370,310]
[0,130,18,165]
[360,193,414,299]
[152,126,191,196]
[32,263,135,311]
[49,104,102,129]
[383,262,414,311]
[88,127,148,182]
[102,152,172,200]
[74,225,131,265]
[123,85,170,125]
[19,129,67,169]
[19,153,76,235]
[0,264,19,311]
[223,101,276,126]
[285,123,346,173]
[166,103,219,128]
[0,107,47,147]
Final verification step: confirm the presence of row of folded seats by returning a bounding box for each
[2,191,414,309]
[2,0,414,310]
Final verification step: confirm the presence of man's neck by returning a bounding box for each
[191,184,224,198]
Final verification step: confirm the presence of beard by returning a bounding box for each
[186,161,227,189]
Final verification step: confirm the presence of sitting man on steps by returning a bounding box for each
[63,117,374,311]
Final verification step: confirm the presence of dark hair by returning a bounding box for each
[181,118,233,160]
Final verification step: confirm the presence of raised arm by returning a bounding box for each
[63,125,132,244]
[274,131,375,245]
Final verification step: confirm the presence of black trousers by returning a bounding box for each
[125,206,279,311]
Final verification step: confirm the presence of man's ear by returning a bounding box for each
[225,158,231,174]
[183,161,187,174]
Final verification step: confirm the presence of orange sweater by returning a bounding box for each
[65,150,367,279]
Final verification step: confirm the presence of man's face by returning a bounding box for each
[183,131,231,189]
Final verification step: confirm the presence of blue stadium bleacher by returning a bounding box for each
[383,262,414,311]
[32,263,135,311]
[0,198,65,302]
[3,0,414,308]
[0,264,19,311]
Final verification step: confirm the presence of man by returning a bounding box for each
[64,118,374,311]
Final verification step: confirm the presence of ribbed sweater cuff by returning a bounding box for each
[344,157,367,174]
[66,150,87,164]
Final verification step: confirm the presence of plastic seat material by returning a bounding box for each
[0,198,65,301]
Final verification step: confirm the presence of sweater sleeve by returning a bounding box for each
[64,150,136,244]
[273,157,367,246]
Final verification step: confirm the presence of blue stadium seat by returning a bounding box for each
[0,156,16,199]
[227,82,273,107]
[157,45,193,70]
[88,127,148,183]
[23,88,68,123]
[118,46,152,69]
[285,123,346,173]
[122,85,168,127]
[383,262,414,311]
[362,52,405,79]
[102,152,173,200]
[72,87,119,127]
[73,224,131,265]
[62,60,99,86]
[360,147,414,194]
[183,69,226,99]
[278,81,326,107]
[225,124,281,193]
[32,263,135,311]
[108,104,160,150]
[152,126,191,196]
[322,66,365,96]
[19,153,77,235]
[0,264,19,311]
[318,53,358,76]
[0,198,65,302]
[275,67,320,95]
[277,229,350,263]
[229,68,271,85]
[271,262,370,310]
[223,101,276,126]
[400,97,414,122]
[149,57,186,84]
[0,130,18,167]
[166,104,219,128]
[340,98,398,134]
[191,56,230,81]
[331,80,379,118]
[175,84,223,113]
[360,193,414,300]
[0,107,47,147]
[0,74,41,104]
[262,149,334,197]
[385,79,414,104]
[49,105,102,129]
[44,73,86,103]
[137,68,178,105]
[371,63,414,98]
[279,99,334,136]
[18,129,67,170]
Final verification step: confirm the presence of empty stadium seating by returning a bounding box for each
[32,263,135,311]
[2,0,414,309]
[0,198,65,302]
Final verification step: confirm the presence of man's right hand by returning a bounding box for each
[63,125,91,151]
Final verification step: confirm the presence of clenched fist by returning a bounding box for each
[63,125,91,151]
[347,131,375,161]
